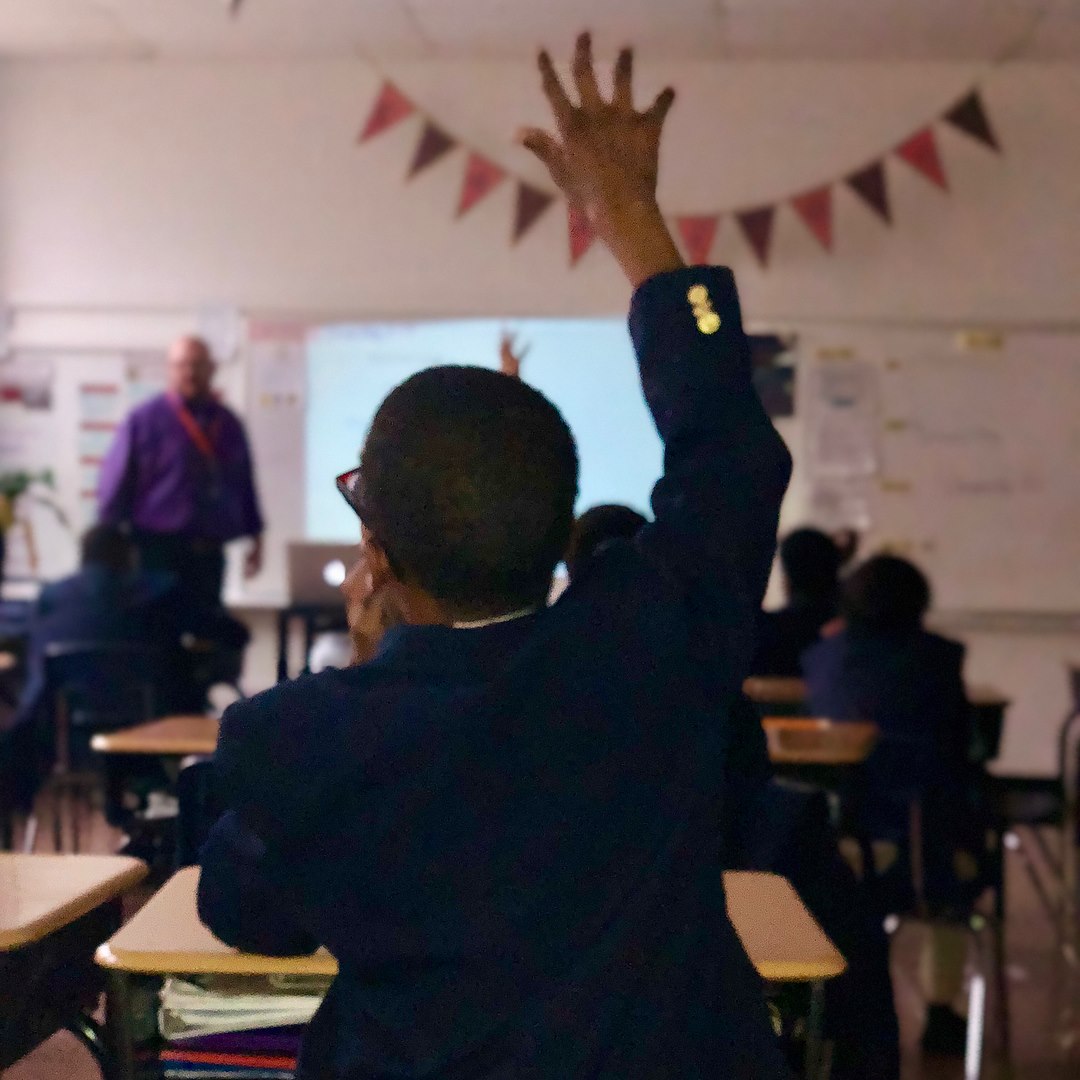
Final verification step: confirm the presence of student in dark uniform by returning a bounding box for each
[802,554,985,1055]
[752,526,850,677]
[198,37,793,1079]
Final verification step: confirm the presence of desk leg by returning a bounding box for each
[804,980,831,1080]
[104,969,137,1080]
[276,610,289,683]
[302,614,316,677]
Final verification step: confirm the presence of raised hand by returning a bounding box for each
[519,33,684,286]
[499,332,529,379]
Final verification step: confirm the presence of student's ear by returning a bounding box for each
[360,524,395,589]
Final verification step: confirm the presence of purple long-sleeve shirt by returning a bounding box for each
[98,392,263,543]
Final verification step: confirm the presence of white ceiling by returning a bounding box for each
[0,0,1078,61]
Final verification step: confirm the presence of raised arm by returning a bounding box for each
[522,34,791,679]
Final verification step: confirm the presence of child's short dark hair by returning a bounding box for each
[841,554,931,634]
[80,524,134,573]
[778,528,842,600]
[357,366,578,619]
[565,504,647,582]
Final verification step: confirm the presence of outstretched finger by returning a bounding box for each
[571,31,603,110]
[518,127,569,187]
[537,49,575,132]
[612,47,634,110]
[644,86,676,126]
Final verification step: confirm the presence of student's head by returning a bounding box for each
[841,554,931,635]
[80,525,134,574]
[565,503,647,582]
[167,335,216,402]
[779,527,843,602]
[345,366,578,622]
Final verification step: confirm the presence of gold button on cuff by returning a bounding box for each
[687,285,709,306]
[697,312,722,335]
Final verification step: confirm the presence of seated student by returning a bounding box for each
[3,524,247,811]
[564,503,647,582]
[802,554,985,1055]
[197,36,794,1080]
[751,526,852,676]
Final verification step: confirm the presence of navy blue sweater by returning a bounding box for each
[198,266,793,1079]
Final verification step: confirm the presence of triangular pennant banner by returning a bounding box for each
[736,206,775,267]
[943,91,1000,153]
[790,186,833,250]
[457,152,506,217]
[676,216,720,265]
[846,161,891,223]
[568,205,596,266]
[513,183,554,243]
[408,122,456,178]
[358,81,415,143]
[895,128,948,190]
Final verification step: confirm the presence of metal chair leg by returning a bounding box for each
[965,924,988,1080]
[21,813,38,853]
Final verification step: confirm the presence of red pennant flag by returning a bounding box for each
[846,162,891,223]
[358,82,415,143]
[790,186,833,251]
[676,216,720,265]
[736,206,775,267]
[408,122,456,178]
[895,128,948,190]
[568,205,596,266]
[943,91,1000,153]
[513,183,554,243]
[457,152,506,217]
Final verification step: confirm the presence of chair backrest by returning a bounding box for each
[44,641,161,770]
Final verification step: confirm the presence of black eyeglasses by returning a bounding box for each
[336,466,363,519]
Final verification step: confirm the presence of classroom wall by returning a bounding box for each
[2,56,1079,776]
[1,58,1079,320]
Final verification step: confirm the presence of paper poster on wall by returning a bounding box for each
[127,351,167,408]
[805,359,879,478]
[808,477,874,531]
[0,355,66,579]
[234,321,309,604]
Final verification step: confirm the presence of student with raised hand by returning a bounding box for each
[198,34,792,1079]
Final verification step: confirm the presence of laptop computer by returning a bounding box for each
[286,542,358,607]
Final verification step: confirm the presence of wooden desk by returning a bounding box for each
[90,716,220,758]
[0,854,146,1069]
[744,675,808,707]
[763,717,879,767]
[0,853,147,952]
[98,867,842,1078]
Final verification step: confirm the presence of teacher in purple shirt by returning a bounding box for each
[98,335,263,612]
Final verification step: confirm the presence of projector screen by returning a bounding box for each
[305,318,664,541]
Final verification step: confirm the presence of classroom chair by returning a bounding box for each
[988,667,1080,930]
[32,641,160,852]
[874,798,1009,1080]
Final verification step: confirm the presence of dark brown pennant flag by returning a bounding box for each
[736,206,775,267]
[408,121,456,178]
[895,128,948,190]
[457,152,506,216]
[790,186,833,250]
[846,161,891,223]
[358,81,415,143]
[943,91,1000,152]
[568,204,596,266]
[513,183,554,243]
[676,216,720,265]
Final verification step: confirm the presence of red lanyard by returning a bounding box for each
[169,394,221,462]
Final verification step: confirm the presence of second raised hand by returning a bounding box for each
[518,33,685,287]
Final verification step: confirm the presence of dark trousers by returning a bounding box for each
[132,531,226,612]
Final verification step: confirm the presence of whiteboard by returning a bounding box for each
[796,327,1080,613]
